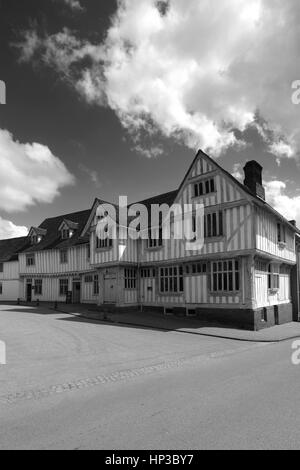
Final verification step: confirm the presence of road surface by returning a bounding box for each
[0,304,299,450]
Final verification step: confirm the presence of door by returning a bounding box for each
[104,276,117,304]
[26,283,32,302]
[72,282,81,304]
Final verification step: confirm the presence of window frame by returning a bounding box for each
[96,235,113,250]
[61,229,70,240]
[34,279,43,296]
[268,263,280,292]
[204,211,224,239]
[193,178,216,198]
[60,249,68,264]
[211,260,240,293]
[141,268,156,279]
[26,254,35,267]
[124,269,137,290]
[159,266,184,294]
[59,278,69,296]
[186,263,207,275]
[93,274,99,295]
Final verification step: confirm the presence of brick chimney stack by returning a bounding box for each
[243,160,266,200]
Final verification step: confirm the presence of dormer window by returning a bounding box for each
[29,227,47,245]
[61,229,71,240]
[31,235,42,245]
[59,220,78,240]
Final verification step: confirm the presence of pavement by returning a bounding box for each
[44,302,300,343]
[1,303,300,449]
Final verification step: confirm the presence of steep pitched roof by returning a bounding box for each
[186,150,300,234]
[135,190,179,209]
[0,237,29,262]
[21,209,91,254]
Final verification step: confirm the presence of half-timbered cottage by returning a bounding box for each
[18,209,98,305]
[0,150,299,330]
[0,237,29,301]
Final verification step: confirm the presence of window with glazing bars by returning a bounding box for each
[194,178,215,197]
[93,274,99,295]
[34,279,43,296]
[204,211,223,238]
[125,269,137,289]
[159,266,184,294]
[59,279,69,296]
[211,260,240,292]
[96,236,113,249]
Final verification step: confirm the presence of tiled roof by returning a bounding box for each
[21,209,91,254]
[0,237,30,262]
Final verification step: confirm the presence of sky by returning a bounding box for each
[0,0,300,239]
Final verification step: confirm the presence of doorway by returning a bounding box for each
[26,283,32,302]
[104,275,117,304]
[72,281,81,304]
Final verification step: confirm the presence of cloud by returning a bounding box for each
[0,217,28,240]
[269,141,295,164]
[16,0,300,159]
[0,129,75,213]
[79,163,101,187]
[57,0,83,11]
[265,180,300,226]
[232,163,244,182]
[134,144,164,159]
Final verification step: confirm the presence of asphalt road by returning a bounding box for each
[0,304,299,450]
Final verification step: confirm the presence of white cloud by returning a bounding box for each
[265,180,300,227]
[0,129,75,213]
[0,217,28,240]
[57,0,83,11]
[232,163,244,182]
[269,141,295,160]
[134,145,164,159]
[17,0,300,159]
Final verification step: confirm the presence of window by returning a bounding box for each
[96,236,113,250]
[84,275,93,283]
[211,260,240,292]
[147,228,163,249]
[0,283,2,295]
[141,268,155,278]
[60,249,68,264]
[277,223,286,244]
[26,254,35,267]
[125,269,137,289]
[59,279,69,296]
[159,266,184,294]
[0,263,3,273]
[34,279,43,296]
[194,178,215,198]
[93,274,99,295]
[204,211,223,238]
[186,263,207,275]
[268,264,280,291]
[61,229,70,240]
